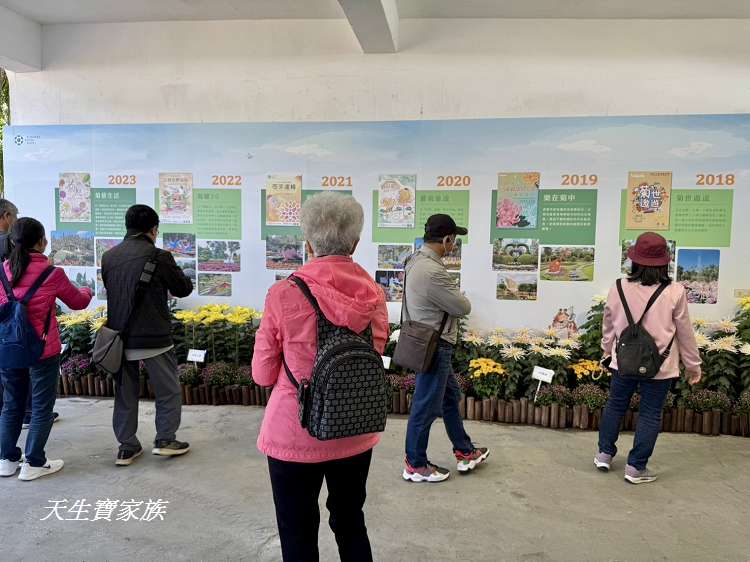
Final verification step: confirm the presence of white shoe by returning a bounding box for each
[18,459,64,481]
[0,459,22,477]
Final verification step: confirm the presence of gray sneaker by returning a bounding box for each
[594,452,613,472]
[624,464,657,484]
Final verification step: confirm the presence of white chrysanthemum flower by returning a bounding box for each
[558,338,581,349]
[463,330,485,346]
[546,347,572,359]
[711,319,739,334]
[707,335,740,353]
[592,294,607,304]
[545,328,559,338]
[389,330,401,343]
[529,344,547,355]
[500,346,526,360]
[694,332,710,349]
[487,334,512,347]
[740,343,750,356]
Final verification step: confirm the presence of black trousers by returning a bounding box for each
[267,449,374,562]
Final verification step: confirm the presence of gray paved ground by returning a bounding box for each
[0,398,748,562]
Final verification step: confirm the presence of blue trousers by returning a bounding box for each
[405,342,473,467]
[0,355,61,467]
[598,372,671,470]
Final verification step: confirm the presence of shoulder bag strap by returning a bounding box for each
[0,265,15,301]
[402,253,449,334]
[281,275,322,390]
[121,248,160,336]
[638,283,669,326]
[615,279,636,328]
[16,266,57,340]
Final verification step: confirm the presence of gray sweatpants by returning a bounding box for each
[113,350,182,452]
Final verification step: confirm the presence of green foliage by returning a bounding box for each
[0,68,9,195]
[572,384,608,411]
[574,299,605,362]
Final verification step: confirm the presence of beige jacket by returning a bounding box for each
[403,246,471,344]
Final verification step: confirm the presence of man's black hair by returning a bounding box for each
[125,204,160,234]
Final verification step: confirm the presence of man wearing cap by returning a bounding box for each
[401,214,489,483]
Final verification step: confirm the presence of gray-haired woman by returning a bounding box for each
[253,193,389,561]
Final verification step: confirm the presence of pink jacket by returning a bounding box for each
[1,253,93,359]
[252,256,389,463]
[602,279,701,380]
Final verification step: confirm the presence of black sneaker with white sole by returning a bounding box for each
[152,440,191,457]
[116,447,143,466]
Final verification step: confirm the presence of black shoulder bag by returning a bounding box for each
[614,279,675,379]
[92,249,159,376]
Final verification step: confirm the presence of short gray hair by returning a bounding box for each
[301,193,363,257]
[0,199,18,218]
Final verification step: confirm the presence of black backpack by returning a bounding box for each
[615,279,675,379]
[282,275,389,441]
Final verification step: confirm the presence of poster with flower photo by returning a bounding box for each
[265,174,302,226]
[626,171,672,230]
[159,172,194,224]
[496,172,539,229]
[58,173,91,223]
[378,175,416,228]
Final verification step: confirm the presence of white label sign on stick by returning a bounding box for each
[187,349,207,363]
[382,356,392,369]
[532,366,555,384]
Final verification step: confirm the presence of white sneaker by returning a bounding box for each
[18,459,64,481]
[0,459,22,477]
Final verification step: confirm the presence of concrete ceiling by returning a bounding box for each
[2,0,750,24]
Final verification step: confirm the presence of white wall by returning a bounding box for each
[9,19,750,125]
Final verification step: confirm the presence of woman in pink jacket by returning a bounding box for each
[595,232,701,484]
[253,193,388,562]
[0,218,92,481]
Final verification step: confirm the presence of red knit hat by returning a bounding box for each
[627,232,670,267]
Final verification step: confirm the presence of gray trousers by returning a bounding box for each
[113,350,182,452]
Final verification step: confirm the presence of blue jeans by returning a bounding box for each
[405,342,473,467]
[0,355,61,467]
[598,372,671,471]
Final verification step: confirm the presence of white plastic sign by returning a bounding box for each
[187,349,207,363]
[532,366,555,384]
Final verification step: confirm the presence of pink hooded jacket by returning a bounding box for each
[1,253,93,360]
[602,279,701,380]
[252,256,389,463]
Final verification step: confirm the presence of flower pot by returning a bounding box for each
[407,393,413,414]
[676,407,685,433]
[497,400,506,422]
[211,386,220,406]
[74,379,83,395]
[624,410,633,431]
[572,405,582,428]
[662,411,672,433]
[740,414,749,437]
[458,394,466,419]
[534,406,542,425]
[683,408,694,433]
[61,376,70,396]
[711,410,721,436]
[192,387,200,405]
[242,386,251,406]
[632,412,639,430]
[399,389,408,415]
[391,390,399,414]
[558,406,568,429]
[466,397,475,420]
[693,412,702,434]
[254,386,262,406]
[520,398,528,423]
[490,397,498,422]
[512,400,521,424]
[474,400,483,421]
[57,378,62,396]
[541,405,550,427]
[482,398,491,422]
[505,402,513,423]
[550,403,560,429]
[592,409,602,431]
[730,414,739,436]
[721,412,730,435]
[147,382,155,400]
[579,407,589,430]
[198,385,207,404]
[701,411,712,435]
[182,385,191,405]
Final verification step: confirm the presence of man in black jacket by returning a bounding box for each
[0,198,18,417]
[102,205,193,466]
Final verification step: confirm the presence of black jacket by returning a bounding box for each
[101,234,193,349]
[0,232,10,262]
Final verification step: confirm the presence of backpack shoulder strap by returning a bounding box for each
[21,266,56,305]
[615,279,636,328]
[638,283,670,326]
[288,275,324,318]
[0,265,14,302]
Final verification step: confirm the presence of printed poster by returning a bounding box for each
[159,173,194,224]
[58,173,92,223]
[266,175,302,226]
[496,172,539,229]
[378,175,416,228]
[626,171,672,230]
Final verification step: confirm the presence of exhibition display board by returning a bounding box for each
[3,115,746,330]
